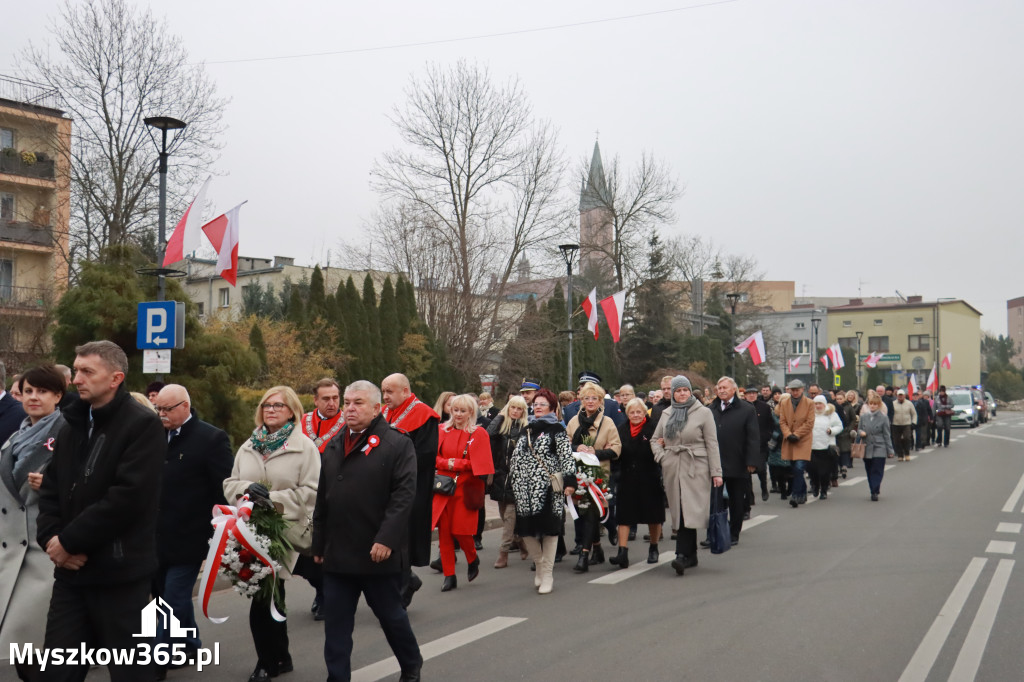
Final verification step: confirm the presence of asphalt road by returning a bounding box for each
[94,413,1024,682]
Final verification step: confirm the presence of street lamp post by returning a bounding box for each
[726,293,741,377]
[558,244,580,392]
[856,330,864,393]
[780,341,789,385]
[144,116,187,303]
[811,314,822,386]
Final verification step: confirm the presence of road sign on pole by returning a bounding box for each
[137,301,185,350]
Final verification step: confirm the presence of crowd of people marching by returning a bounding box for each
[0,344,960,682]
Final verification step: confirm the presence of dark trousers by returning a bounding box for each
[935,415,951,446]
[865,457,886,495]
[722,477,746,539]
[770,465,792,497]
[893,425,913,456]
[580,503,602,550]
[155,562,202,652]
[293,553,324,604]
[810,449,836,494]
[674,509,697,559]
[250,581,290,674]
[323,572,422,682]
[916,423,930,450]
[790,460,808,500]
[41,577,154,682]
[839,448,852,469]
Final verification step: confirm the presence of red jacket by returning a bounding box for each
[431,425,494,534]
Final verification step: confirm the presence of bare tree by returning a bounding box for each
[21,0,226,271]
[578,151,682,292]
[364,60,571,375]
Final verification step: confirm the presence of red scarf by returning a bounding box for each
[630,417,647,438]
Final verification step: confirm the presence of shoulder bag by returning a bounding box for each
[707,485,731,555]
[850,434,866,459]
[527,431,564,493]
[433,435,464,496]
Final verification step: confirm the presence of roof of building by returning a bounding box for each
[826,299,983,317]
[579,140,608,212]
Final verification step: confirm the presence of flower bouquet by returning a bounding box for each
[572,436,612,516]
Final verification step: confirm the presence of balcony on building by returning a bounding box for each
[0,284,49,315]
[1,220,53,248]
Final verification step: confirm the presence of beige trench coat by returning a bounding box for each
[651,402,722,530]
[566,408,622,477]
[224,430,320,575]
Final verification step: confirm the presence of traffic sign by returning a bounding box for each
[834,374,841,387]
[137,301,185,350]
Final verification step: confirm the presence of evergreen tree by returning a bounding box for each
[286,286,305,328]
[396,277,417,330]
[620,234,683,384]
[378,277,400,372]
[249,322,268,373]
[308,265,327,319]
[339,277,364,377]
[362,275,382,380]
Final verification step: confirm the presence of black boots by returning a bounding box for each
[648,544,659,564]
[441,575,457,592]
[610,547,629,569]
[467,557,480,582]
[590,544,605,565]
[671,554,697,575]
[573,551,590,573]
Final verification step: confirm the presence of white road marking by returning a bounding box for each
[1000,472,1024,513]
[589,547,675,584]
[984,540,1015,555]
[885,465,896,471]
[899,557,987,682]
[841,476,867,487]
[948,559,1015,682]
[743,514,777,530]
[996,522,1022,534]
[351,616,527,682]
[972,432,1024,445]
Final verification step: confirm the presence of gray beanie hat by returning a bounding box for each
[671,375,691,393]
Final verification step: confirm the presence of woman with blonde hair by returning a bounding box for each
[566,381,621,573]
[612,397,664,567]
[224,385,320,681]
[487,395,529,568]
[431,394,494,591]
[858,393,894,501]
[433,391,456,422]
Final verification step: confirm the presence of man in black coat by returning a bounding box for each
[0,360,26,447]
[153,384,233,666]
[709,377,761,544]
[313,380,422,682]
[744,386,774,501]
[36,341,166,680]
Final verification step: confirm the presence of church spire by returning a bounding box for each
[579,140,607,211]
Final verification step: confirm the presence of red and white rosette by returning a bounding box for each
[198,494,286,623]
[362,434,381,455]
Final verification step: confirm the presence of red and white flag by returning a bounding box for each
[734,330,766,365]
[941,352,952,370]
[926,363,939,393]
[864,351,884,368]
[201,203,243,286]
[828,343,846,369]
[163,176,211,266]
[787,356,802,372]
[820,354,830,370]
[907,374,918,399]
[580,288,599,339]
[599,290,626,343]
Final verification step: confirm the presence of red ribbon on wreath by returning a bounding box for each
[198,494,285,624]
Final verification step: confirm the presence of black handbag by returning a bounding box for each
[707,485,731,555]
[433,473,457,496]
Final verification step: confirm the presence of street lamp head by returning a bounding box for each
[558,243,580,266]
[811,316,822,331]
[856,330,863,340]
[144,116,187,131]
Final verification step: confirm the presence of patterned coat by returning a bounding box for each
[509,420,576,536]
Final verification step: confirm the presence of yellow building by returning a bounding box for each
[0,76,71,365]
[825,297,982,389]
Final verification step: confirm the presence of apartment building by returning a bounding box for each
[0,76,71,364]
[1008,297,1024,369]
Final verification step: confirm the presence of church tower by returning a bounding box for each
[579,141,614,280]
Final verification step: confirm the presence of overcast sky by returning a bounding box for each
[4,0,1021,336]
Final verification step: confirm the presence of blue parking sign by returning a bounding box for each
[137,301,185,349]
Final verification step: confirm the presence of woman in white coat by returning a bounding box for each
[652,376,723,576]
[0,366,66,681]
[224,385,320,682]
[809,395,844,500]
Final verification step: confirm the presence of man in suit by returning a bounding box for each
[709,378,761,543]
[745,386,774,502]
[0,360,27,447]
[153,384,233,676]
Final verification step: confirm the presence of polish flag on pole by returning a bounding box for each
[734,330,766,365]
[581,288,599,339]
[828,343,846,369]
[941,352,952,370]
[820,354,830,370]
[864,351,883,368]
[201,203,244,286]
[788,356,802,372]
[599,290,626,343]
[907,374,919,399]
[926,363,939,393]
[163,176,211,266]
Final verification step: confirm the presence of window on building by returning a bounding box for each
[868,336,889,352]
[838,337,858,349]
[908,335,930,351]
[914,317,924,325]
[0,128,13,149]
[1,193,14,221]
[0,259,12,299]
[739,293,749,302]
[196,302,205,317]
[842,321,852,328]
[794,321,805,330]
[791,339,810,355]
[873,319,883,326]
[218,287,230,307]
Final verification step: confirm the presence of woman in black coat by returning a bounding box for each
[486,395,529,568]
[611,398,665,568]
